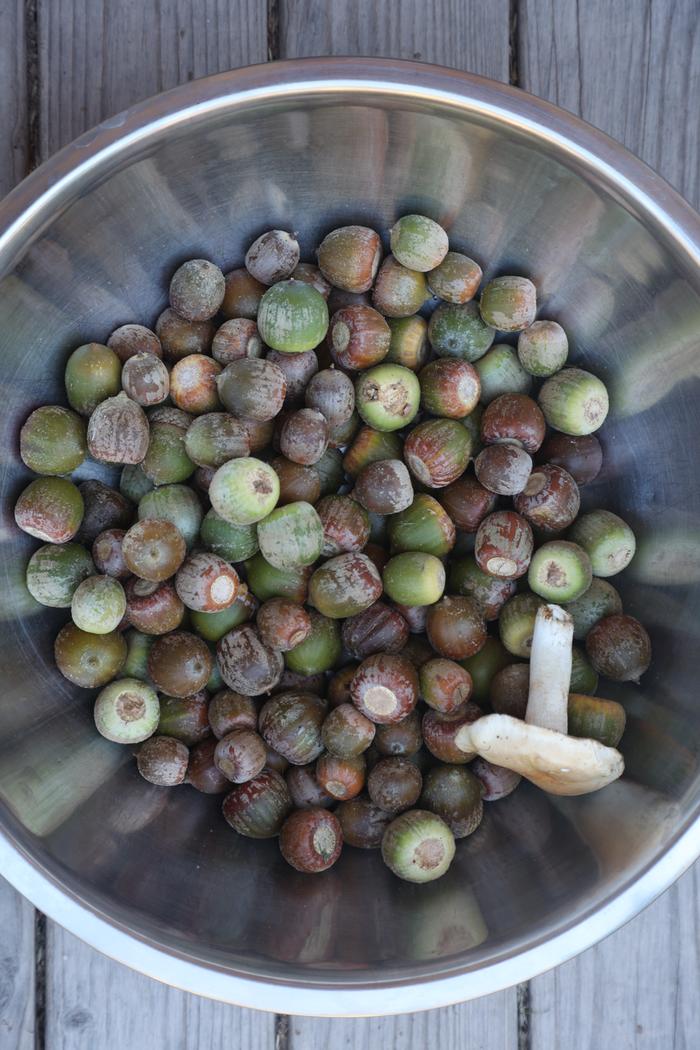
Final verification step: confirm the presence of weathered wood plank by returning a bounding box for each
[0,879,35,1050]
[0,0,29,197]
[530,863,700,1049]
[279,0,512,82]
[519,0,700,208]
[45,922,275,1050]
[37,0,268,159]
[289,993,518,1050]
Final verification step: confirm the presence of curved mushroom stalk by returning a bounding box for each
[468,715,624,796]
[460,603,625,796]
[525,603,573,733]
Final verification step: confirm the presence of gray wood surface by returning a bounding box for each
[279,0,511,81]
[519,0,700,209]
[530,865,700,1050]
[0,1,699,1048]
[0,0,29,198]
[289,997,518,1050]
[45,923,274,1050]
[37,0,268,158]
[0,878,35,1050]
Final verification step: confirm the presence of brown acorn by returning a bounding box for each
[328,305,391,370]
[87,392,150,464]
[474,511,534,580]
[175,552,240,612]
[121,353,170,407]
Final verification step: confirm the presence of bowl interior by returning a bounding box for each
[1,70,700,998]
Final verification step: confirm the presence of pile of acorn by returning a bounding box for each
[14,214,650,882]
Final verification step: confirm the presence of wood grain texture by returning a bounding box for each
[519,0,700,208]
[279,0,511,82]
[45,922,275,1050]
[289,993,518,1050]
[0,0,29,197]
[0,879,35,1050]
[530,864,700,1049]
[37,0,268,159]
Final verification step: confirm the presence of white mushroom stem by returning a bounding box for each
[525,603,573,734]
[456,600,624,796]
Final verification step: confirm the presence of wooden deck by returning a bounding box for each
[1,2,699,1047]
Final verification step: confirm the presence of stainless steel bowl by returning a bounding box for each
[1,58,699,1016]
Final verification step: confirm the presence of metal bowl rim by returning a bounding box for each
[1,57,699,1015]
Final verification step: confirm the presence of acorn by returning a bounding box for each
[15,478,84,544]
[316,494,371,556]
[474,442,532,496]
[279,408,329,466]
[355,364,420,432]
[290,263,332,298]
[341,601,409,660]
[479,275,537,331]
[108,323,162,362]
[354,459,414,515]
[316,753,366,801]
[372,256,428,317]
[328,305,391,370]
[309,552,383,619]
[343,426,403,478]
[87,392,150,464]
[481,393,546,453]
[585,614,651,683]
[474,344,532,404]
[245,230,300,285]
[169,259,225,321]
[217,358,287,421]
[279,807,343,872]
[437,474,497,532]
[317,225,382,293]
[121,353,170,407]
[404,418,471,488]
[474,511,534,580]
[257,598,312,652]
[419,359,481,418]
[222,770,292,838]
[257,281,329,354]
[425,595,487,661]
[256,501,324,570]
[536,433,603,486]
[517,319,568,376]
[259,691,327,765]
[217,625,284,696]
[135,486,199,553]
[221,267,266,320]
[514,463,581,531]
[385,316,430,371]
[155,309,215,359]
[125,578,185,635]
[20,405,87,476]
[266,348,319,407]
[428,301,495,362]
[175,552,240,612]
[426,251,482,303]
[419,658,473,714]
[305,368,356,426]
[284,611,341,675]
[350,653,419,725]
[271,457,322,506]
